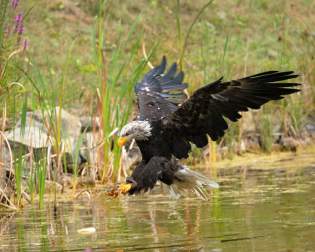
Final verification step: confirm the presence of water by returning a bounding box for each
[1,161,315,251]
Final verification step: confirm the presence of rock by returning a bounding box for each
[81,132,99,167]
[80,116,100,133]
[77,227,96,235]
[5,111,51,148]
[5,107,82,152]
[1,107,90,191]
[275,135,299,152]
[4,107,86,168]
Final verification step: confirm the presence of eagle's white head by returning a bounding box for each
[118,120,152,147]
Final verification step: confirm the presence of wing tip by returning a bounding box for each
[249,70,300,82]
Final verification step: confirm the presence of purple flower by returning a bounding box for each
[14,13,24,35]
[11,0,19,9]
[15,13,23,23]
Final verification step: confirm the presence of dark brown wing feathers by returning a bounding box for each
[128,58,301,193]
[135,57,188,121]
[163,71,300,158]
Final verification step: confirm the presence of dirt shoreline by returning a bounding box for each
[199,144,315,172]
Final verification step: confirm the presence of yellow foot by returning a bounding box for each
[118,183,132,194]
[106,183,132,198]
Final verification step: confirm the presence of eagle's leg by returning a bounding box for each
[126,156,175,195]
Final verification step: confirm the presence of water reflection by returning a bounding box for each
[1,165,315,251]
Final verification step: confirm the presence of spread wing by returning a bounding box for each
[135,57,188,121]
[161,71,301,158]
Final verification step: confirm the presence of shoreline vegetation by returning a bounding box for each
[0,0,314,209]
[3,145,315,207]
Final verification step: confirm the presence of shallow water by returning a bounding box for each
[1,162,315,251]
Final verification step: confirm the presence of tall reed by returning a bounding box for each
[37,159,46,209]
[94,1,156,183]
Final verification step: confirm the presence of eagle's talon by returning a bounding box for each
[126,177,138,187]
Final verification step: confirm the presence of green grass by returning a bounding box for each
[0,0,314,208]
[37,159,46,209]
[258,111,274,153]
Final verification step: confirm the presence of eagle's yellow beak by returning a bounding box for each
[118,136,128,147]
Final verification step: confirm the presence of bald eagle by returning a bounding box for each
[118,56,300,197]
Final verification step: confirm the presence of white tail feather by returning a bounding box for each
[167,165,219,200]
